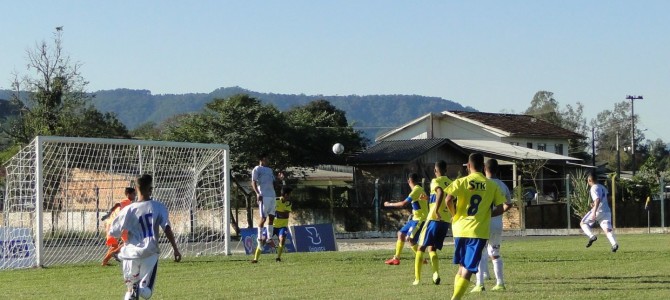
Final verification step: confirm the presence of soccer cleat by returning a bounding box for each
[612,244,619,252]
[130,283,139,300]
[384,257,400,265]
[412,279,420,286]
[470,285,485,293]
[113,253,121,262]
[491,284,506,291]
[422,258,428,265]
[266,239,276,248]
[276,257,282,262]
[432,272,441,285]
[586,236,597,248]
[251,260,258,264]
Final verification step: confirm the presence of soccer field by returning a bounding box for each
[1,234,668,299]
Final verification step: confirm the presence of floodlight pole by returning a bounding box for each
[626,95,643,175]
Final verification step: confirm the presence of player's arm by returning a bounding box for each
[163,225,182,262]
[384,197,410,208]
[250,178,261,202]
[491,187,507,217]
[100,203,121,221]
[590,197,600,221]
[434,187,445,219]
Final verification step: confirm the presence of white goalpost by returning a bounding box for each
[1,136,231,270]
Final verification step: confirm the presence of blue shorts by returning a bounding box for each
[453,237,488,272]
[417,220,450,250]
[273,227,289,238]
[400,220,425,244]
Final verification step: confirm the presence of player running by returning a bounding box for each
[580,174,619,252]
[413,160,452,286]
[109,174,181,300]
[445,153,505,300]
[383,173,428,266]
[252,186,293,263]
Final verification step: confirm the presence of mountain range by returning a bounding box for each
[0,87,475,140]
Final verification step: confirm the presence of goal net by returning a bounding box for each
[1,136,230,270]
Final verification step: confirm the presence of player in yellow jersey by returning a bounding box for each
[252,186,293,263]
[445,153,506,300]
[413,160,452,286]
[383,173,428,265]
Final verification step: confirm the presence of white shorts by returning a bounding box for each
[123,254,159,297]
[581,211,612,231]
[258,195,276,218]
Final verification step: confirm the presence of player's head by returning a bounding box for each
[281,186,293,200]
[587,173,596,186]
[408,172,419,185]
[258,153,269,165]
[135,174,153,198]
[485,158,499,178]
[434,160,447,176]
[468,152,485,173]
[124,187,136,200]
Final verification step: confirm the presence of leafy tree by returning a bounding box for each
[561,102,590,160]
[590,101,645,171]
[525,91,562,126]
[284,99,366,165]
[1,29,128,145]
[524,91,590,160]
[162,94,290,175]
[130,121,163,140]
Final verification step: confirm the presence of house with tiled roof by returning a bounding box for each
[348,111,590,208]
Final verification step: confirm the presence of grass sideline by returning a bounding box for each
[1,234,668,299]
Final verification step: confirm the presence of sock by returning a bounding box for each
[492,258,504,285]
[394,240,405,258]
[124,292,132,300]
[414,250,424,281]
[277,245,284,258]
[475,255,487,285]
[411,244,418,255]
[266,225,274,240]
[452,274,470,300]
[257,227,263,241]
[429,251,439,275]
[253,245,262,261]
[580,223,594,238]
[605,231,617,246]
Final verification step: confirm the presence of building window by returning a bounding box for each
[555,144,564,155]
[527,142,533,149]
[538,143,546,151]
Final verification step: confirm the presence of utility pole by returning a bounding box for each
[626,95,643,175]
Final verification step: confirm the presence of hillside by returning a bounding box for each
[0,87,476,140]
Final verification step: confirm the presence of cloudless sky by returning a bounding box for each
[1,1,668,142]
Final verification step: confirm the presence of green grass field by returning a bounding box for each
[1,234,669,299]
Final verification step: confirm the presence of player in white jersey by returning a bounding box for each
[472,158,513,293]
[251,154,283,247]
[580,174,619,252]
[110,174,181,300]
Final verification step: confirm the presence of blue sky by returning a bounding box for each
[1,1,668,142]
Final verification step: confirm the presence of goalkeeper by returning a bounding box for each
[101,187,136,266]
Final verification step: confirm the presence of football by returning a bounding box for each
[332,143,344,155]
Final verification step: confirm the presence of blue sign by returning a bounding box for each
[239,228,295,255]
[291,224,337,252]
